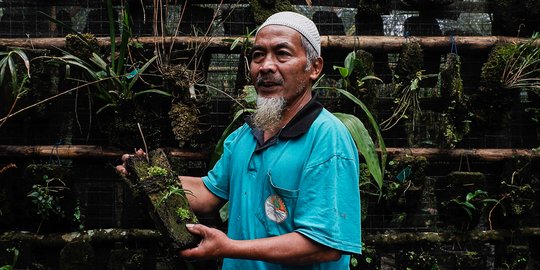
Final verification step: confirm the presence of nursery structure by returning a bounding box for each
[0,0,539,269]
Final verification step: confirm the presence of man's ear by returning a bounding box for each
[309,57,324,81]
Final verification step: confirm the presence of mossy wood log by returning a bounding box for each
[0,229,162,247]
[0,36,537,53]
[363,230,514,246]
[3,228,540,247]
[124,149,200,249]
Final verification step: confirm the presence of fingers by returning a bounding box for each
[116,165,128,175]
[185,223,205,235]
[117,149,146,176]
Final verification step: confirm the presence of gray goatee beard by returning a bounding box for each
[252,96,286,131]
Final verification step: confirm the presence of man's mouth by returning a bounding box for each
[257,77,283,87]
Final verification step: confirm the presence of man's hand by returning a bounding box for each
[179,224,231,260]
[115,149,146,175]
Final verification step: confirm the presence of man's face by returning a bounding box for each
[250,25,317,105]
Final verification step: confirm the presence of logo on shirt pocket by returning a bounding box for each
[264,194,288,223]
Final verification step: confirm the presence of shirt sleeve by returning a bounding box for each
[202,125,246,200]
[293,125,362,255]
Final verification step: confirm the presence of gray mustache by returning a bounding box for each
[256,76,284,87]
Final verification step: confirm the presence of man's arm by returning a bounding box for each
[179,224,341,265]
[179,176,224,215]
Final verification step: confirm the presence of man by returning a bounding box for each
[119,11,361,269]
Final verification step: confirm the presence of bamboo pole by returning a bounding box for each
[384,148,540,161]
[0,145,208,160]
[0,36,536,53]
[0,145,538,161]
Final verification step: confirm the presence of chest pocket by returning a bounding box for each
[255,171,300,236]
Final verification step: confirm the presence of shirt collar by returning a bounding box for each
[247,95,323,151]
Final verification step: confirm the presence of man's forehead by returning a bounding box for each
[254,25,302,46]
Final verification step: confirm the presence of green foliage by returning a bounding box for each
[73,201,84,231]
[398,250,439,270]
[157,183,193,208]
[0,49,30,98]
[46,1,170,114]
[380,71,436,131]
[444,190,499,221]
[27,174,68,233]
[438,53,472,148]
[326,51,387,192]
[0,247,18,270]
[0,49,31,126]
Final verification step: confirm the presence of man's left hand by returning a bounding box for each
[179,224,231,260]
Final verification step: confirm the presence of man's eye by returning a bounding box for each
[277,51,290,56]
[252,52,264,59]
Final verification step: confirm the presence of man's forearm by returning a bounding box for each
[224,232,341,265]
[179,176,223,214]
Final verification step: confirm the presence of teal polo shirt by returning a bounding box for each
[202,98,361,270]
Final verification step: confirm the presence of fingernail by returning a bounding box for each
[186,224,194,228]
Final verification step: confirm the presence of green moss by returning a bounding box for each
[169,102,201,148]
[480,44,517,88]
[65,33,99,60]
[147,166,168,177]
[176,207,191,220]
[438,53,471,148]
[395,41,423,85]
[386,155,428,185]
[248,0,295,24]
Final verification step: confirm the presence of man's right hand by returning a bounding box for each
[115,149,146,176]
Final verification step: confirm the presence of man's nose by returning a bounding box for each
[259,56,277,73]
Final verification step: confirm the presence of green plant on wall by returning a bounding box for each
[438,53,472,148]
[445,190,500,221]
[0,247,19,270]
[0,49,31,128]
[27,174,68,233]
[476,33,540,129]
[323,50,387,192]
[380,70,436,131]
[500,32,540,90]
[398,250,439,270]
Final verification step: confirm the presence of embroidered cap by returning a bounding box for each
[256,11,321,57]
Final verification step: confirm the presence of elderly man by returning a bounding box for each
[119,11,361,269]
[179,11,361,269]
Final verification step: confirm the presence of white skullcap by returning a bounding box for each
[256,11,321,57]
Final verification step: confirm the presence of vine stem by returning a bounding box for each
[137,123,150,163]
